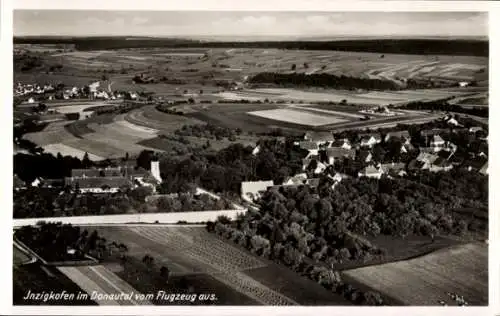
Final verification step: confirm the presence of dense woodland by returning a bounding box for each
[403,99,488,118]
[14,37,489,57]
[207,165,487,305]
[15,223,107,262]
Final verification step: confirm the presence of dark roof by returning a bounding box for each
[421,129,447,137]
[331,139,350,147]
[66,177,132,189]
[299,141,319,150]
[385,130,410,140]
[71,169,101,178]
[358,150,372,161]
[359,132,381,140]
[305,131,335,142]
[71,167,149,178]
[325,147,355,158]
[380,163,406,173]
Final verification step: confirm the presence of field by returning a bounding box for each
[342,242,488,306]
[87,225,349,305]
[13,263,97,305]
[215,87,473,106]
[13,245,32,265]
[58,265,150,305]
[248,108,348,126]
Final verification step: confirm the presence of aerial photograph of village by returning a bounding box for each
[12,10,488,307]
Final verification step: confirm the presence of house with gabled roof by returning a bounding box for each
[358,165,383,179]
[304,131,335,146]
[323,147,356,165]
[430,134,445,151]
[384,130,411,143]
[358,149,373,163]
[359,133,382,148]
[479,162,488,175]
[380,162,407,177]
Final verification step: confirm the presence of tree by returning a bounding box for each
[160,266,170,283]
[291,64,297,71]
[82,152,91,168]
[303,62,309,69]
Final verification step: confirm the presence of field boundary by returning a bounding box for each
[13,210,245,227]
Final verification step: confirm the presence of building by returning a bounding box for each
[479,162,488,175]
[384,130,411,143]
[359,133,382,148]
[323,147,356,165]
[358,150,373,163]
[469,126,483,134]
[66,162,161,194]
[299,141,320,156]
[283,173,308,186]
[330,139,352,150]
[304,131,335,146]
[430,135,445,151]
[380,162,407,177]
[241,180,274,202]
[358,165,383,179]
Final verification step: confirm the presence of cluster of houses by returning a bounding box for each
[240,124,488,202]
[15,81,142,104]
[14,82,55,97]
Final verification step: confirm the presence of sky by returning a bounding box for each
[13,11,488,38]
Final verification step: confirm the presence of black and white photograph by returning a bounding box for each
[7,2,492,311]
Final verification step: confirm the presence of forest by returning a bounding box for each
[207,165,487,304]
[14,37,488,57]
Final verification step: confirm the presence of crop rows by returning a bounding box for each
[128,226,297,305]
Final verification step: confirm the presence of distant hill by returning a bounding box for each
[13,36,489,57]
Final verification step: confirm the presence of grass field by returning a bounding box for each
[248,108,348,126]
[13,245,31,266]
[342,242,487,306]
[86,225,349,305]
[216,88,473,106]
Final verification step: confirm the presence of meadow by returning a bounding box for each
[342,243,487,306]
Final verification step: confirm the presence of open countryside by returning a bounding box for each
[13,11,488,307]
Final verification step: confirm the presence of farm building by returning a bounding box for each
[65,176,132,193]
[66,162,161,193]
[241,180,274,202]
